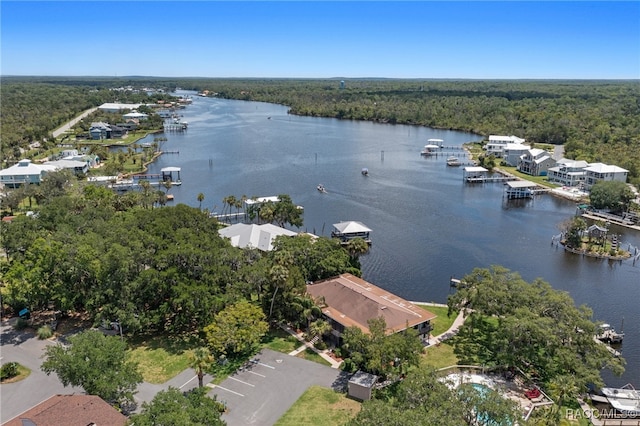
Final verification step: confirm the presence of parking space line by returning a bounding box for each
[248,371,265,378]
[178,375,197,389]
[208,384,244,397]
[250,359,275,369]
[229,377,255,387]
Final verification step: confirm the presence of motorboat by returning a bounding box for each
[447,156,462,166]
[596,324,624,344]
[317,184,327,193]
[602,384,640,415]
[421,144,441,156]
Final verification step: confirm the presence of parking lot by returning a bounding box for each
[208,349,349,426]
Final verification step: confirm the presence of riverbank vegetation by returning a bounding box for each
[2,77,639,187]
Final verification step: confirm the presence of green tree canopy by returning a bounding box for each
[341,317,423,378]
[203,299,269,358]
[129,387,226,426]
[41,330,142,405]
[447,266,625,390]
[589,180,635,213]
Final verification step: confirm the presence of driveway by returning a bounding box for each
[0,319,83,423]
[208,349,349,426]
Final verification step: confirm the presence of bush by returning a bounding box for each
[1,362,19,380]
[37,325,53,340]
[314,340,327,351]
[14,318,28,330]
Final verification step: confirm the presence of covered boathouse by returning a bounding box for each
[331,221,372,245]
[504,180,538,199]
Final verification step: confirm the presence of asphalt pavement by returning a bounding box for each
[0,319,83,423]
[1,320,349,425]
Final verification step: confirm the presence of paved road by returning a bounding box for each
[51,107,99,139]
[0,319,83,423]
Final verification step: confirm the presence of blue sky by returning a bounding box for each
[1,1,639,79]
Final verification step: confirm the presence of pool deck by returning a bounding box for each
[441,371,553,421]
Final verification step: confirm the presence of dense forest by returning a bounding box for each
[1,77,639,186]
[0,177,360,334]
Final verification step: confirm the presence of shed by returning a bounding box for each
[348,371,378,401]
[587,224,607,239]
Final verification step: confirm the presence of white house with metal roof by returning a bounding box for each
[43,159,89,175]
[485,135,526,158]
[502,143,532,166]
[218,223,297,251]
[583,163,628,190]
[547,158,589,187]
[0,159,59,188]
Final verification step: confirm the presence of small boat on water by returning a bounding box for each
[601,384,640,415]
[596,323,624,344]
[361,168,369,176]
[317,184,327,193]
[447,156,462,166]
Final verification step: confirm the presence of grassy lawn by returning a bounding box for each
[127,335,194,384]
[296,348,332,367]
[421,342,459,369]
[275,386,361,426]
[262,327,301,354]
[0,363,32,384]
[497,166,559,188]
[415,304,458,337]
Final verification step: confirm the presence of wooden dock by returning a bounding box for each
[466,176,517,183]
[450,277,466,287]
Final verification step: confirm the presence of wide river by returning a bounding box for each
[142,93,639,387]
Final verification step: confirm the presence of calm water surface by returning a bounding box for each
[144,93,639,386]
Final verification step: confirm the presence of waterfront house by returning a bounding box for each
[3,394,127,426]
[0,159,59,188]
[218,223,297,251]
[517,148,555,176]
[485,135,526,158]
[547,158,589,187]
[44,159,89,175]
[502,143,532,167]
[583,163,628,190]
[306,273,436,344]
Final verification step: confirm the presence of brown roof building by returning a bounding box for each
[3,394,127,426]
[307,273,436,342]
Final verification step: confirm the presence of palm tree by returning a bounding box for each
[309,319,331,341]
[548,374,579,409]
[162,180,173,195]
[197,192,205,210]
[346,237,370,261]
[189,347,214,388]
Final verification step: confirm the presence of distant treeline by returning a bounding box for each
[2,77,639,185]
